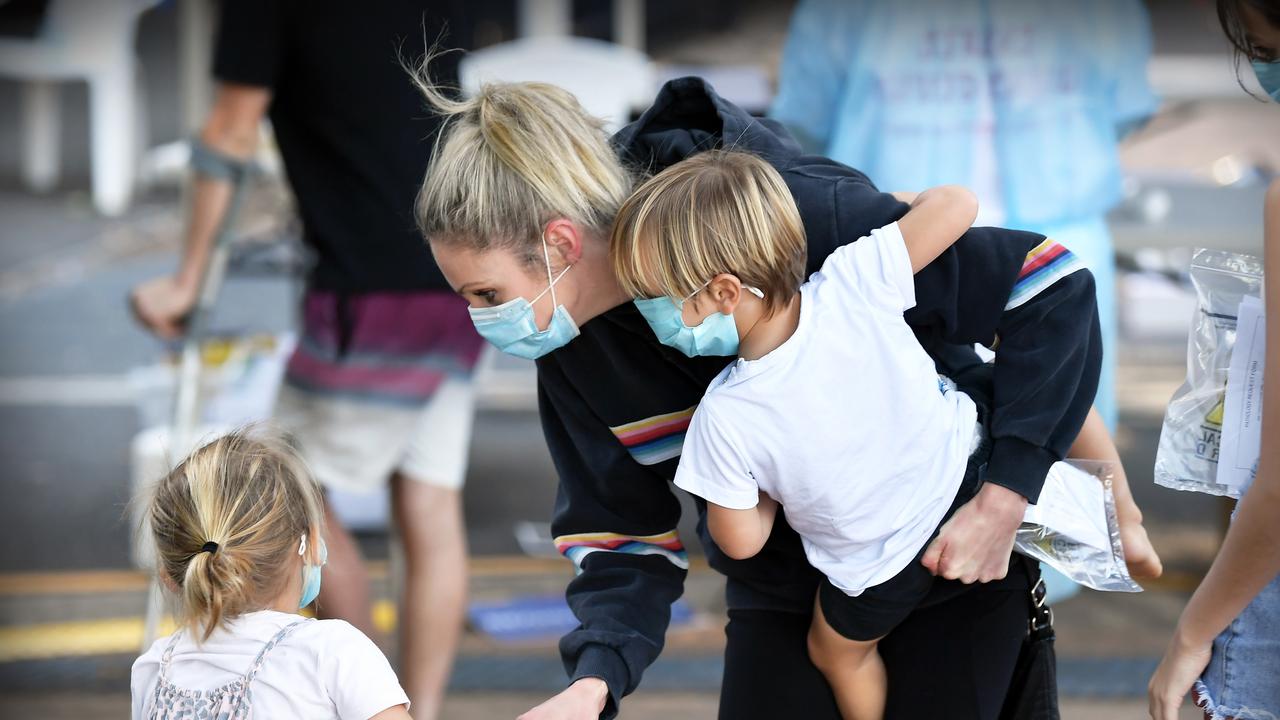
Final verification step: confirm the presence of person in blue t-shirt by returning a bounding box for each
[771,0,1158,435]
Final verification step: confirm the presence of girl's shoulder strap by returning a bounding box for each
[156,628,186,678]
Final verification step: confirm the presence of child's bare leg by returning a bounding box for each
[1068,406,1163,579]
[807,596,886,720]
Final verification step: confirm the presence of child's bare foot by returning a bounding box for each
[1118,516,1163,579]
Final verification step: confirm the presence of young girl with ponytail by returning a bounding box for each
[131,429,412,719]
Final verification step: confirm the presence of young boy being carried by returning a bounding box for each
[612,149,1067,719]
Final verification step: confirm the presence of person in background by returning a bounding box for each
[1149,2,1280,718]
[771,0,1153,433]
[770,0,1163,590]
[128,3,490,718]
[132,429,411,720]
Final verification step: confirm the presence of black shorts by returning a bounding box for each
[818,391,993,642]
[719,557,1038,720]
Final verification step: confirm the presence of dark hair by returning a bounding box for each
[1218,0,1280,61]
[1217,0,1280,98]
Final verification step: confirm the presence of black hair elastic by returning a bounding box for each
[200,541,219,555]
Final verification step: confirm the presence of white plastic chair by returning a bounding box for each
[0,0,160,216]
[458,36,653,133]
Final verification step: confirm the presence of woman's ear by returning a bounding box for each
[543,218,584,266]
[708,273,744,315]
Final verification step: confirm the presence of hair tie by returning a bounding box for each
[200,541,219,555]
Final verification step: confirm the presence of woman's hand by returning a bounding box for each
[921,482,1026,583]
[1148,629,1212,720]
[517,678,609,720]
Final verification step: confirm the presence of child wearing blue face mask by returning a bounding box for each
[614,149,1071,720]
[131,428,412,720]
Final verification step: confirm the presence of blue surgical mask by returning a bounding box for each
[1253,59,1280,102]
[633,282,763,357]
[298,534,327,609]
[468,236,579,360]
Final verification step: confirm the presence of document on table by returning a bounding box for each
[1022,462,1110,551]
[1217,295,1267,495]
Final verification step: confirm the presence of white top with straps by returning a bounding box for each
[131,610,408,720]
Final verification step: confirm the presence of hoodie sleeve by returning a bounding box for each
[535,357,689,719]
[802,169,1100,502]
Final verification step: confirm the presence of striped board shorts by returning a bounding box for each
[275,290,486,492]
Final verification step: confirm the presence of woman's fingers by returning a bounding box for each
[921,537,945,575]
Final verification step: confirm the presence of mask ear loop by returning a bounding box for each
[531,232,572,306]
[683,279,765,305]
[686,278,716,302]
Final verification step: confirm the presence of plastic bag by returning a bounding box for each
[130,332,296,429]
[1154,249,1264,497]
[1015,460,1142,593]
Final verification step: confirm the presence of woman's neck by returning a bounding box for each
[569,236,633,325]
[735,293,801,361]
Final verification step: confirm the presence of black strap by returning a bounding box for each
[1024,556,1054,640]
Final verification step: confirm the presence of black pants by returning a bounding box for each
[718,557,1035,720]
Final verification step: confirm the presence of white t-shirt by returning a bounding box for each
[674,222,978,596]
[131,610,409,720]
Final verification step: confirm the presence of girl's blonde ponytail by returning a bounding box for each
[146,428,324,642]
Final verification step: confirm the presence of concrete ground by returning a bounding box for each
[0,693,1207,720]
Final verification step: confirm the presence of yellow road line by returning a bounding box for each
[0,571,1197,663]
[0,556,584,597]
[0,555,717,597]
[0,617,178,662]
[0,601,399,663]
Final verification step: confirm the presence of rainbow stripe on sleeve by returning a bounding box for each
[609,406,697,466]
[1005,239,1086,311]
[554,530,689,571]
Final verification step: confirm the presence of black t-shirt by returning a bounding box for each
[214,0,479,292]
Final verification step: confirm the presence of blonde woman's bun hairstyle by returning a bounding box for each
[408,49,633,264]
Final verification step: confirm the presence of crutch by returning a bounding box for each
[140,142,255,649]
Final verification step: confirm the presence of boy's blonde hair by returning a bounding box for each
[146,428,324,641]
[611,150,807,315]
[410,55,633,265]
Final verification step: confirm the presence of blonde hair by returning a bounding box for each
[611,150,807,315]
[146,428,324,642]
[410,57,633,263]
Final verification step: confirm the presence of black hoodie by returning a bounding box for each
[535,78,1100,717]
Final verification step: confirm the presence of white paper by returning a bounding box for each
[1022,462,1110,551]
[1217,296,1266,495]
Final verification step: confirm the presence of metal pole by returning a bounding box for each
[518,0,572,38]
